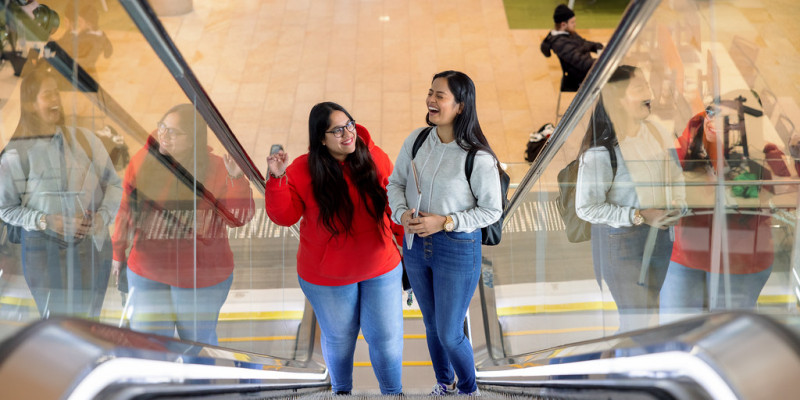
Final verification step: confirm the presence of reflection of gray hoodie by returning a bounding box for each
[0,126,122,242]
[387,127,502,232]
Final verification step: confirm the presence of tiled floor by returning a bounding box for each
[154,0,616,167]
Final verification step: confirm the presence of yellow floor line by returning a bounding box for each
[503,325,617,336]
[757,295,795,305]
[354,361,432,367]
[219,335,297,343]
[1,295,795,323]
[219,333,429,343]
[497,301,618,316]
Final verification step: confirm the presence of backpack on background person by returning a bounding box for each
[525,123,554,162]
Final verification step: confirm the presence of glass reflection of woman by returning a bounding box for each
[111,104,254,346]
[266,102,404,396]
[0,66,122,319]
[575,65,686,333]
[660,106,773,322]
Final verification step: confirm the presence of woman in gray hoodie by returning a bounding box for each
[387,70,502,396]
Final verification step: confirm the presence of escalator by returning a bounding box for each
[1,0,800,399]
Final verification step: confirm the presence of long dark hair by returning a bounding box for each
[426,70,498,161]
[307,102,387,236]
[577,65,639,159]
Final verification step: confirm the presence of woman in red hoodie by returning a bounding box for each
[266,102,404,395]
[111,104,254,346]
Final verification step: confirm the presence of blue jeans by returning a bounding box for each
[591,224,673,333]
[126,268,232,346]
[660,261,772,324]
[299,263,403,395]
[404,230,481,394]
[21,229,111,319]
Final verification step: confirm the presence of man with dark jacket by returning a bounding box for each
[540,4,604,91]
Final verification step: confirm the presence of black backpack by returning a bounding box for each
[556,146,617,243]
[410,127,510,246]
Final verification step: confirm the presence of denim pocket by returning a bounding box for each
[442,231,475,244]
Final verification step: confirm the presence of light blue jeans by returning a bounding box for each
[591,224,673,333]
[21,229,111,319]
[404,230,482,395]
[659,261,772,324]
[126,268,232,346]
[298,263,403,395]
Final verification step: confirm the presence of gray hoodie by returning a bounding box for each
[387,127,502,232]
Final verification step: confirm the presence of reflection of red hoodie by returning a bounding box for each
[672,112,773,274]
[112,136,255,288]
[265,124,402,286]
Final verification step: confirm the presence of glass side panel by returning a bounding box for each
[490,0,800,357]
[0,1,301,360]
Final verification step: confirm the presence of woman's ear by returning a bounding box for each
[457,103,464,114]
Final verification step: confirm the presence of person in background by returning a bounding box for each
[0,65,121,319]
[56,2,113,77]
[111,104,254,346]
[540,3,604,91]
[575,65,686,333]
[266,102,404,396]
[387,70,502,396]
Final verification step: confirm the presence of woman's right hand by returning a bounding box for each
[111,259,123,287]
[641,208,682,229]
[267,150,289,177]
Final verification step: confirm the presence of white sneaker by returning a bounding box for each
[457,387,481,396]
[430,382,457,395]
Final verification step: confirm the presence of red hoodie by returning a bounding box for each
[112,136,255,288]
[265,124,402,286]
[671,112,773,274]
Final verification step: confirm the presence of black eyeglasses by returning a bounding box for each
[705,105,720,119]
[157,122,188,138]
[326,120,356,138]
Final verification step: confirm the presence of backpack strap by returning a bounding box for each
[607,145,617,179]
[465,148,477,182]
[410,127,433,159]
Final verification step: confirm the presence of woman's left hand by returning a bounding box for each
[408,211,446,237]
[223,154,244,178]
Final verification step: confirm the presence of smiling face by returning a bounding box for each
[157,112,192,158]
[426,77,463,129]
[618,70,652,122]
[322,110,357,161]
[31,77,63,129]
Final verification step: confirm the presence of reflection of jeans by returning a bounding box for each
[298,263,403,395]
[21,229,111,318]
[591,224,673,333]
[659,261,772,324]
[404,230,481,394]
[127,268,232,346]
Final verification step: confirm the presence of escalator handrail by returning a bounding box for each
[502,0,662,227]
[475,311,800,400]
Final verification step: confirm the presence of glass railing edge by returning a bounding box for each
[118,0,266,192]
